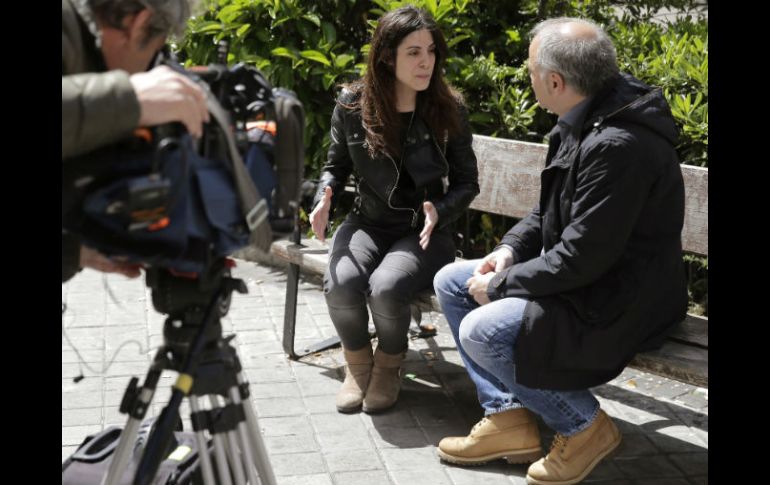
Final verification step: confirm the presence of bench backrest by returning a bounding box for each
[469,135,708,257]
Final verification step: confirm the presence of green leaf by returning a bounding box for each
[447,34,470,48]
[321,21,336,46]
[192,21,222,34]
[435,1,454,21]
[334,54,354,68]
[303,13,321,27]
[271,47,298,60]
[273,16,290,28]
[217,5,243,24]
[301,50,331,66]
[424,0,438,16]
[236,23,251,38]
[322,73,336,90]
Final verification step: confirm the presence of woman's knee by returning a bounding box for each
[368,269,410,306]
[323,269,368,306]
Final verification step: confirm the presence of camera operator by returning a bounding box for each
[62,0,207,282]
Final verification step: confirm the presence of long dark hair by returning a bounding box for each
[343,6,462,158]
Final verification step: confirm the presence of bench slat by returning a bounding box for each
[271,238,329,274]
[469,135,708,256]
[629,340,708,388]
[670,314,707,348]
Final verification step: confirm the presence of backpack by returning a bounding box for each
[62,422,211,485]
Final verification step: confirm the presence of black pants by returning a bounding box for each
[323,214,455,354]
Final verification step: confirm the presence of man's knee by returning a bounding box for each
[434,260,467,295]
[458,313,485,349]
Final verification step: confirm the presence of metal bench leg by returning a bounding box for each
[281,260,302,359]
[281,259,341,359]
[281,212,341,360]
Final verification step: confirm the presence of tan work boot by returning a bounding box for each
[438,408,543,465]
[336,344,374,413]
[526,409,621,485]
[361,347,406,413]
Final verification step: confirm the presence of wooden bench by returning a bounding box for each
[272,135,708,387]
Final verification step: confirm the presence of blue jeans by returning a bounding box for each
[434,260,600,436]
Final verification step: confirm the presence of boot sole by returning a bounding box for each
[525,433,622,485]
[438,447,543,466]
[336,403,362,414]
[361,402,396,414]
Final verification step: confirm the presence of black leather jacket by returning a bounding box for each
[313,89,479,229]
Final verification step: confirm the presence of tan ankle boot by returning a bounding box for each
[336,344,373,413]
[526,409,621,485]
[438,408,543,465]
[361,347,406,414]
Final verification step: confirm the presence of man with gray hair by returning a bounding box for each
[62,0,208,281]
[434,17,687,484]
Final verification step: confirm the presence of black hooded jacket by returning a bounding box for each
[313,89,479,230]
[486,73,688,390]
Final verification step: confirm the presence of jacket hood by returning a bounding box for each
[586,73,679,147]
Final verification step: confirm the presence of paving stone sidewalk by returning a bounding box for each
[62,260,708,484]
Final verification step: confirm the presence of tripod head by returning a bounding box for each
[145,257,247,364]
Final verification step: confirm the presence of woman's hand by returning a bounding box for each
[419,201,438,250]
[310,186,333,241]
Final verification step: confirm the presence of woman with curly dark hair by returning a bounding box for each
[309,5,479,414]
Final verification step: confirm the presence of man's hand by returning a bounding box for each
[80,246,142,279]
[419,201,438,250]
[466,272,496,306]
[309,186,333,241]
[129,66,210,138]
[474,246,514,276]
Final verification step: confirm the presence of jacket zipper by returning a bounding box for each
[431,134,450,193]
[385,111,419,227]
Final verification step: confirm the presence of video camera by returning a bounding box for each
[62,43,305,276]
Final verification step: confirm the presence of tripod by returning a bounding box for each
[101,260,277,485]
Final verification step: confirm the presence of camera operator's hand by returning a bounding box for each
[80,246,142,279]
[310,186,333,242]
[129,66,210,138]
[419,201,438,250]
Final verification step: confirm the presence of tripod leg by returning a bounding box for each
[101,418,142,485]
[189,396,217,485]
[228,387,261,485]
[210,395,247,485]
[239,386,277,485]
[210,431,234,485]
[101,353,165,485]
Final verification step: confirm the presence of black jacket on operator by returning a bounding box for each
[486,73,689,391]
[313,89,479,230]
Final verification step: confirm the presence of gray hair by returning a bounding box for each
[529,17,618,96]
[80,0,195,45]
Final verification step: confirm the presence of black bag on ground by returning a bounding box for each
[62,423,211,484]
